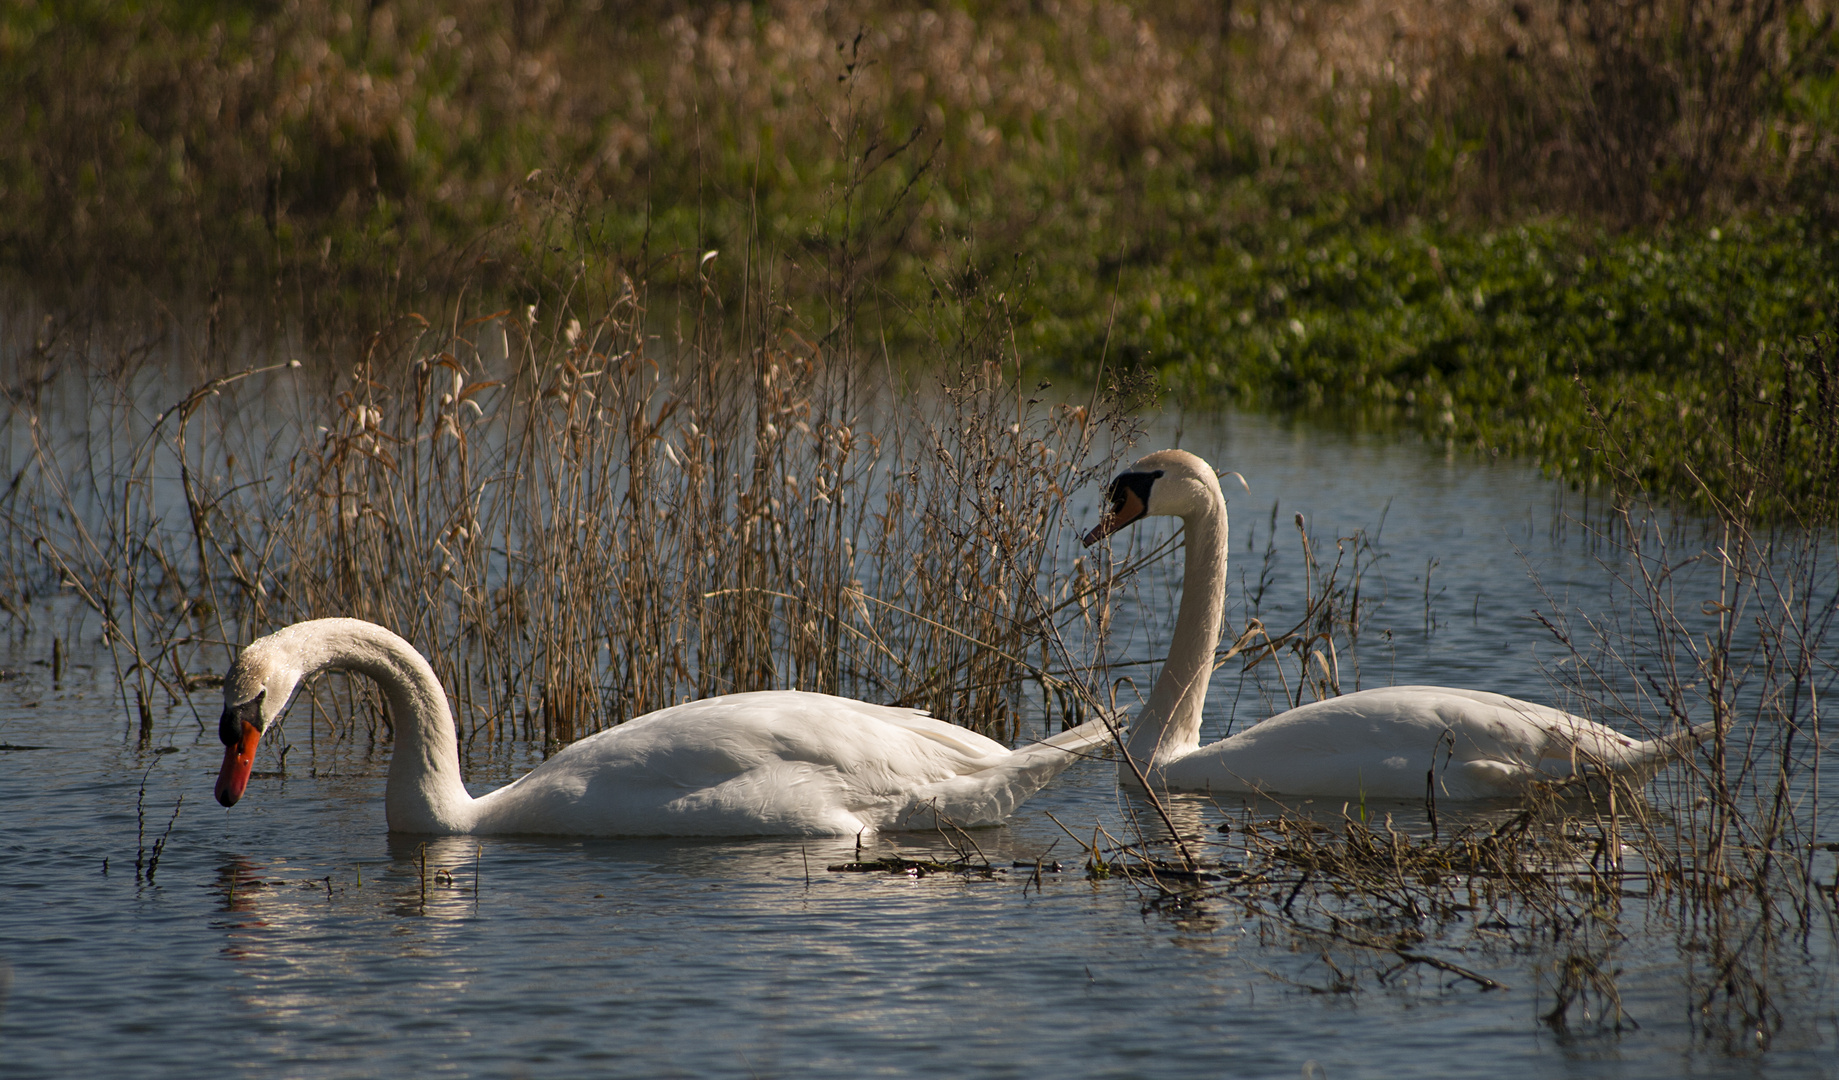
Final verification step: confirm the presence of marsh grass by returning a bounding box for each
[1095,752,1827,1041]
[1535,499,1838,1045]
[0,261,1159,783]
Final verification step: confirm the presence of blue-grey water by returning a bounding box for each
[2,407,1834,1078]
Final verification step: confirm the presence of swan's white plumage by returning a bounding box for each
[1089,449,1714,800]
[1161,684,1700,799]
[215,618,1113,836]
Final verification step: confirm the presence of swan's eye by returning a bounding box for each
[1084,468,1163,546]
[1109,469,1162,514]
[219,692,265,745]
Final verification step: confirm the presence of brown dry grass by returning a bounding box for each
[1,265,1150,766]
[4,1,1830,302]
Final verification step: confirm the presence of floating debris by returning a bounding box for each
[827,855,1003,879]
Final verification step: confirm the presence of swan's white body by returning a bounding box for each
[1087,449,1713,800]
[214,618,1114,836]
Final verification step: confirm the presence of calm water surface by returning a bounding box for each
[2,409,1834,1078]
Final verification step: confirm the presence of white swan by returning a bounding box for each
[213,618,1115,835]
[1084,449,1714,799]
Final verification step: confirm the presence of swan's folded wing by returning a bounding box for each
[874,714,1118,829]
[836,699,1014,760]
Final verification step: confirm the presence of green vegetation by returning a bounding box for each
[1031,215,1839,517]
[3,0,1837,513]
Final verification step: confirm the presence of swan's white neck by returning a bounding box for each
[1123,501,1228,773]
[270,620,476,832]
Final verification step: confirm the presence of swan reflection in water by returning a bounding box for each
[212,838,510,928]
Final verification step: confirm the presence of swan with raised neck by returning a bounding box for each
[214,617,1117,836]
[1083,450,1718,798]
[1082,449,1228,773]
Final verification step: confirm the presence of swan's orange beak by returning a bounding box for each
[1083,487,1147,546]
[216,719,261,807]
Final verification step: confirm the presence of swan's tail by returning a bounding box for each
[1572,718,1721,782]
[891,714,1120,829]
[1031,713,1125,755]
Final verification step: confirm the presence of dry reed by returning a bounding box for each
[0,264,1152,778]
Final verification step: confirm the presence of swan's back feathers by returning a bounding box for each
[837,698,1015,759]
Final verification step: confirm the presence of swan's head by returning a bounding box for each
[214,631,309,808]
[1083,449,1224,545]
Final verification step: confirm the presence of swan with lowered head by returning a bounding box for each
[1084,449,1715,799]
[214,618,1115,835]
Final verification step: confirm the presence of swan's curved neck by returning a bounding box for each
[287,620,476,832]
[1125,502,1227,771]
